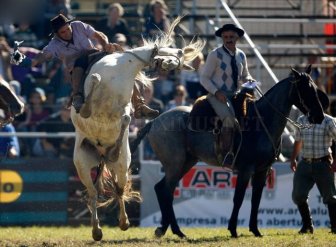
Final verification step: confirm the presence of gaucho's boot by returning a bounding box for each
[70,67,85,113]
[132,82,159,119]
[298,203,314,234]
[328,203,336,234]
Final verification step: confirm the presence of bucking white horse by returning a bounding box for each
[70,17,205,241]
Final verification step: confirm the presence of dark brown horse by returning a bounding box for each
[0,79,24,126]
[131,67,325,238]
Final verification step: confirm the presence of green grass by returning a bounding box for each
[0,226,335,247]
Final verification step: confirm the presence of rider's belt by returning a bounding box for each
[303,155,330,164]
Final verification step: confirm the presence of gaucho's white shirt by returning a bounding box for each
[200,45,253,96]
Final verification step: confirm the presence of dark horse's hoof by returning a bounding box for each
[228,227,238,238]
[154,227,166,238]
[172,229,186,239]
[249,227,263,237]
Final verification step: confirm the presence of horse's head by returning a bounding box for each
[145,16,206,72]
[153,46,186,71]
[0,79,24,125]
[291,65,325,124]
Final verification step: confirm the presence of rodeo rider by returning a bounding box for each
[11,14,159,119]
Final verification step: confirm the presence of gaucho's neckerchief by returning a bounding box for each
[222,45,238,91]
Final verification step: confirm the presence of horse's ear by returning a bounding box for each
[305,64,312,74]
[291,67,300,79]
[182,63,195,71]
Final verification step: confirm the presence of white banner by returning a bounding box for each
[140,161,331,228]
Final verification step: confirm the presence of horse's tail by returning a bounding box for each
[95,162,142,208]
[130,121,153,154]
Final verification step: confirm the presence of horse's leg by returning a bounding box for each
[107,114,131,162]
[154,176,171,237]
[228,171,251,238]
[154,157,197,239]
[113,134,132,231]
[249,169,268,237]
[74,136,103,241]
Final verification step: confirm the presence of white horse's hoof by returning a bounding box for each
[119,219,130,231]
[92,228,103,241]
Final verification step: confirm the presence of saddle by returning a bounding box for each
[189,90,255,131]
[189,90,255,167]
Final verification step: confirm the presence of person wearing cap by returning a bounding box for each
[200,23,255,166]
[10,14,158,119]
[290,91,336,235]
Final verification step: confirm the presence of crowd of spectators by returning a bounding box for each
[0,0,206,159]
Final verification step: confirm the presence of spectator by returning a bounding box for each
[96,3,132,47]
[0,23,15,40]
[34,99,74,158]
[17,87,51,132]
[165,84,190,111]
[113,33,130,50]
[0,115,20,158]
[180,52,206,102]
[290,92,336,234]
[143,0,171,40]
[11,46,43,99]
[11,21,41,49]
[152,69,175,105]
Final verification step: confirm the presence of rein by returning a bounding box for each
[252,78,313,159]
[255,82,312,129]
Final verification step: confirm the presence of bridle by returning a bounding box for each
[123,45,159,67]
[255,77,313,130]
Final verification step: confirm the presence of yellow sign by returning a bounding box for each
[0,170,23,203]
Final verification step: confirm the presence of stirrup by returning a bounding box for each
[221,152,235,170]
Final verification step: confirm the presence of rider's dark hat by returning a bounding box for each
[50,14,73,34]
[317,89,330,111]
[215,24,245,37]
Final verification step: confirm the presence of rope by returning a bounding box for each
[253,102,280,159]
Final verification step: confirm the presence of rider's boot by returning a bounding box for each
[132,81,159,119]
[70,67,85,113]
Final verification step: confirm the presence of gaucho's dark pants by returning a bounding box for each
[292,160,336,205]
[292,159,336,231]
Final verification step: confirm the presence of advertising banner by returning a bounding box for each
[140,161,330,228]
[0,158,70,225]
